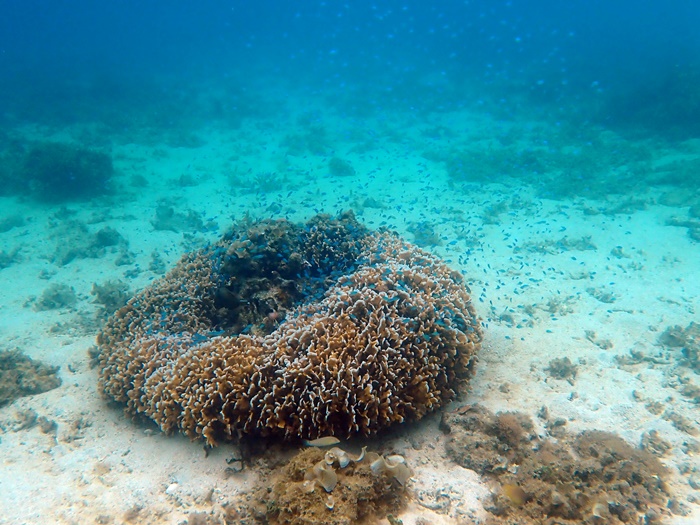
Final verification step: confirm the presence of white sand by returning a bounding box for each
[1,103,699,524]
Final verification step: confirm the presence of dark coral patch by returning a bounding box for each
[0,141,114,202]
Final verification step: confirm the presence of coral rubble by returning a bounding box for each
[96,212,482,444]
[0,349,62,407]
[328,156,356,178]
[249,446,409,525]
[655,321,700,417]
[441,404,675,525]
[32,283,78,311]
[659,321,700,373]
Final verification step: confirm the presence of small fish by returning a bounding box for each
[303,436,340,447]
[502,484,527,506]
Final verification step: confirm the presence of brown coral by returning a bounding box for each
[250,447,408,525]
[96,213,482,444]
[0,349,62,407]
[441,405,675,525]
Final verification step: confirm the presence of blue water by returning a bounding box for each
[1,1,699,138]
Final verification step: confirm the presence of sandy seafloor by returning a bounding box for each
[1,98,699,524]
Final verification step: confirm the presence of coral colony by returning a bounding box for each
[96,211,483,444]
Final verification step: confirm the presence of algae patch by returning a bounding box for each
[250,447,410,525]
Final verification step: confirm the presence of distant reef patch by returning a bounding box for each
[0,140,113,202]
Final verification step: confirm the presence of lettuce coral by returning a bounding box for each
[96,212,482,444]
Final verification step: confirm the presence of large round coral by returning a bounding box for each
[96,212,482,444]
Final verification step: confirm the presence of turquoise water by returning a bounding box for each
[0,2,699,524]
